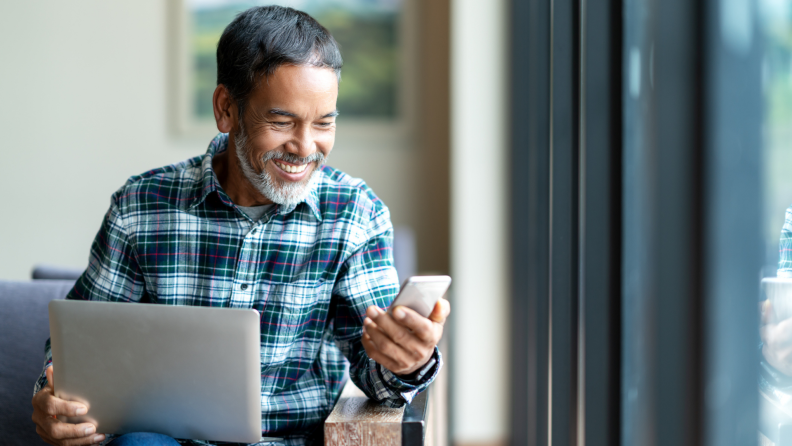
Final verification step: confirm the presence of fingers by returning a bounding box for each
[32,370,103,446]
[361,330,405,373]
[46,365,54,388]
[367,306,433,345]
[47,418,98,441]
[362,323,421,374]
[762,300,775,325]
[428,298,451,324]
[365,318,423,361]
[34,391,88,419]
[63,432,106,446]
[362,301,447,376]
[370,305,436,343]
[34,413,104,445]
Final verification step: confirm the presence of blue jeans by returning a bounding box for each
[106,433,181,446]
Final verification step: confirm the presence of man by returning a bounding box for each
[31,6,449,446]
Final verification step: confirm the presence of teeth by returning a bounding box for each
[275,161,307,174]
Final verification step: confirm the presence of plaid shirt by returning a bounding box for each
[34,133,440,445]
[781,206,792,277]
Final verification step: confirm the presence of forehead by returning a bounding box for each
[247,64,338,112]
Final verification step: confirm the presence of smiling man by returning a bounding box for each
[30,6,449,446]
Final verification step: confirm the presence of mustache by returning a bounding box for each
[261,150,325,166]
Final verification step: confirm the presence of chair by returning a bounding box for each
[31,264,83,281]
[0,279,76,445]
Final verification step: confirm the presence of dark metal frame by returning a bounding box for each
[549,0,581,443]
[580,0,622,444]
[509,0,621,444]
[402,388,429,445]
[509,0,551,444]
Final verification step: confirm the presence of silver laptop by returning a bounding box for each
[49,300,262,444]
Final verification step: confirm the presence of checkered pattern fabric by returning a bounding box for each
[780,206,792,277]
[34,133,440,445]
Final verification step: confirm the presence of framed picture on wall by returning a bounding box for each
[168,0,417,147]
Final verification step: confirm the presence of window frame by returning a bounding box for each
[508,0,761,444]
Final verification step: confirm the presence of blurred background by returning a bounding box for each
[13,0,792,445]
[0,1,507,445]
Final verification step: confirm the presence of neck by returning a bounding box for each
[212,135,274,207]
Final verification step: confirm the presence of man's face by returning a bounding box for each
[232,64,338,207]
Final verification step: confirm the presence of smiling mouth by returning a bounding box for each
[273,161,309,174]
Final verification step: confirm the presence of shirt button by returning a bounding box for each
[240,284,248,290]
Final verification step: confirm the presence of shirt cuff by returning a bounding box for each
[33,361,52,397]
[395,357,437,384]
[377,346,442,400]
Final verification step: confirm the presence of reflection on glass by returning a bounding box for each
[188,0,401,120]
[759,1,792,444]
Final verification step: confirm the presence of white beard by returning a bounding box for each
[233,124,324,208]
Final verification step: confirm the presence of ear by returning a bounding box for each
[213,84,238,134]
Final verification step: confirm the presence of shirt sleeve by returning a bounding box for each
[34,202,146,396]
[330,206,441,408]
[779,206,792,278]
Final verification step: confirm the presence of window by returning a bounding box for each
[758,1,792,444]
[509,0,781,445]
[509,0,621,444]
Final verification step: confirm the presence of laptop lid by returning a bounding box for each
[48,300,262,443]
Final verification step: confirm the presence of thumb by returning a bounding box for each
[429,298,450,324]
[45,365,54,388]
[763,300,777,325]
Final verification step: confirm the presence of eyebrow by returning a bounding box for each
[268,108,339,119]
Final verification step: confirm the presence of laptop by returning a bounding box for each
[49,300,263,444]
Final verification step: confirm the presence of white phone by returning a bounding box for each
[388,275,452,318]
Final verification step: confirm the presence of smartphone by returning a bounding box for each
[388,275,452,318]
[762,277,792,321]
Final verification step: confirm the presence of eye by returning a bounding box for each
[271,121,290,127]
[316,121,334,127]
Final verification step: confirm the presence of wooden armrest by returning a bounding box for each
[325,338,449,446]
[324,382,430,446]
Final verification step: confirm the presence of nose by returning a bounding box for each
[287,124,316,159]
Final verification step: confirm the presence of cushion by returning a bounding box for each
[0,280,75,445]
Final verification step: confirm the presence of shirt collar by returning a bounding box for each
[278,174,323,221]
[189,133,323,222]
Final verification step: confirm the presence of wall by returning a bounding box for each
[0,0,430,280]
[0,1,508,444]
[450,0,509,443]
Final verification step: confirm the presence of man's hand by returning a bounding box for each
[361,298,451,377]
[31,366,106,446]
